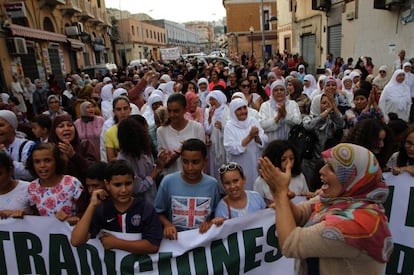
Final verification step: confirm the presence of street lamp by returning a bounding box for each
[249,26,254,58]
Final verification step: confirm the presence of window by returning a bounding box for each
[264,10,270,31]
[131,26,135,36]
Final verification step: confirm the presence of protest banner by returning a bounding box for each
[0,172,412,274]
[160,47,181,61]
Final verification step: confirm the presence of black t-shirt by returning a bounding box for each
[90,198,163,246]
[224,86,240,103]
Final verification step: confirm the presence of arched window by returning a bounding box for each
[43,17,54,32]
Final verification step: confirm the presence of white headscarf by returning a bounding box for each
[162,81,175,96]
[269,80,287,109]
[341,76,353,94]
[143,86,155,102]
[381,69,411,110]
[197,78,210,110]
[100,84,114,120]
[303,74,317,97]
[207,90,227,121]
[228,98,252,129]
[310,93,332,130]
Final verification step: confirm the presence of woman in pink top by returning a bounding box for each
[74,101,105,151]
[184,91,204,124]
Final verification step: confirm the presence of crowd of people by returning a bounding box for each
[2,49,414,273]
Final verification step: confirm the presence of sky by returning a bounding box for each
[104,0,226,23]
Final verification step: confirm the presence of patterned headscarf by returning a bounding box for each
[309,143,393,263]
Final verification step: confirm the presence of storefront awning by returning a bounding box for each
[67,38,85,51]
[10,24,67,43]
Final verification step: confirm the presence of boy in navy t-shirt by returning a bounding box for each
[71,160,162,254]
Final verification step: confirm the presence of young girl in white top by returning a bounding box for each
[0,152,31,218]
[254,140,309,205]
[214,162,266,219]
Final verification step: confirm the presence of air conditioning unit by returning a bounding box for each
[312,0,331,11]
[65,26,80,36]
[346,12,355,20]
[66,22,84,36]
[6,37,28,55]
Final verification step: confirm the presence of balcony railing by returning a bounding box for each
[91,6,104,24]
[78,1,94,20]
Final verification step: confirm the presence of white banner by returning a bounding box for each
[0,209,293,274]
[0,172,412,274]
[160,47,181,61]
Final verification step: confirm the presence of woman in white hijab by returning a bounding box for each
[100,83,114,120]
[403,62,414,98]
[204,90,230,181]
[197,78,210,110]
[373,65,390,95]
[309,75,327,101]
[231,92,260,120]
[259,80,301,142]
[224,98,268,190]
[142,93,164,152]
[379,69,412,122]
[302,74,318,97]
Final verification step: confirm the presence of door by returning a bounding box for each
[48,47,64,89]
[301,34,316,75]
[328,25,341,61]
[21,46,39,82]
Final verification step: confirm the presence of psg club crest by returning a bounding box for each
[130,214,141,226]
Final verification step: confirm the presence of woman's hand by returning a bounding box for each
[214,120,222,130]
[259,157,292,196]
[278,102,287,118]
[249,126,259,139]
[208,107,215,124]
[58,142,75,158]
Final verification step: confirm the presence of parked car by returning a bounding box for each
[82,63,117,78]
[128,59,149,69]
[197,55,239,68]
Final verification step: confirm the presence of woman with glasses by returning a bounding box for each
[259,80,301,142]
[223,98,268,190]
[238,78,261,112]
[386,126,414,176]
[214,162,266,220]
[247,73,268,111]
[373,65,390,95]
[42,95,68,120]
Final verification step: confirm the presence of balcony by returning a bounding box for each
[38,0,65,8]
[90,7,104,24]
[59,0,82,15]
[78,1,94,20]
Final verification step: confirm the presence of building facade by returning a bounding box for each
[275,0,414,74]
[224,0,278,64]
[0,0,114,91]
